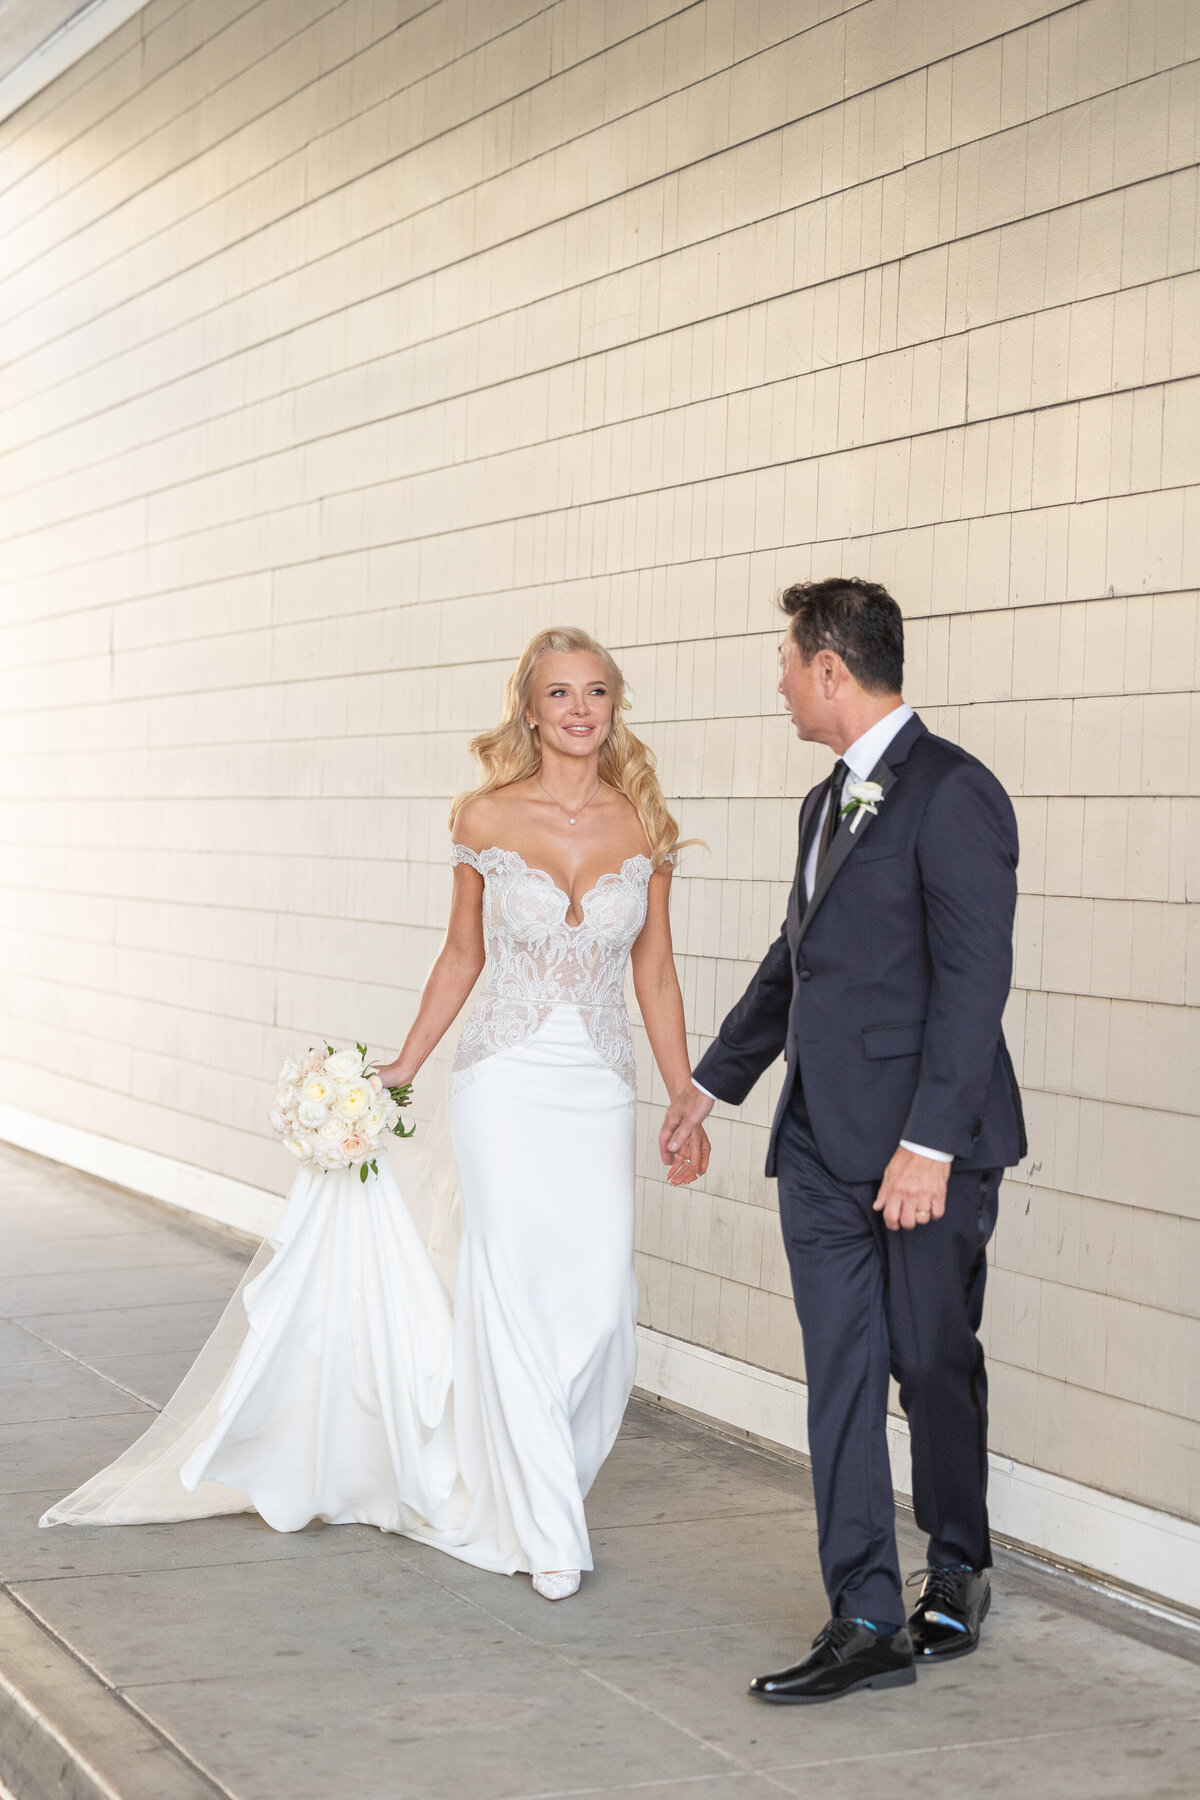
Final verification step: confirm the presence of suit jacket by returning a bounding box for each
[694,713,1027,1182]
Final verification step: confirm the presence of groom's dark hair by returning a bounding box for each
[779,578,904,695]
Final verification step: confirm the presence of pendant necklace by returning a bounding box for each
[537,771,601,826]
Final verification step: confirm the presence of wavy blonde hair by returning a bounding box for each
[450,627,686,867]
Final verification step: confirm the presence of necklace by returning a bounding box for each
[537,771,601,826]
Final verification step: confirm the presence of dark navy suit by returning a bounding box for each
[694,713,1025,1625]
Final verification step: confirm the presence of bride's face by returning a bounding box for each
[524,653,615,758]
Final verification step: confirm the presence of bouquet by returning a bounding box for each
[269,1042,414,1182]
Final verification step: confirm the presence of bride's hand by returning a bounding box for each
[660,1084,714,1167]
[667,1123,710,1187]
[371,1057,411,1090]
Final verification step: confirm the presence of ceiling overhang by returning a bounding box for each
[0,0,149,126]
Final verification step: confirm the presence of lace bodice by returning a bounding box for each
[449,845,667,1096]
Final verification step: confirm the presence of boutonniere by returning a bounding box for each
[840,779,885,834]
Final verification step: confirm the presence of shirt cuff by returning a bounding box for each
[899,1139,954,1164]
[692,1079,716,1101]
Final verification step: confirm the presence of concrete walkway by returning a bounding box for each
[1,1140,1197,1800]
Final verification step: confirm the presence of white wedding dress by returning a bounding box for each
[41,845,661,1579]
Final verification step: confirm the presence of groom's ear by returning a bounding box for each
[815,649,845,695]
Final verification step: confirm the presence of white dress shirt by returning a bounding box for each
[695,702,953,1164]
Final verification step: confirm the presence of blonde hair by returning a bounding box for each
[450,626,686,867]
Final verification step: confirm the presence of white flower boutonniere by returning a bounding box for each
[840,779,885,834]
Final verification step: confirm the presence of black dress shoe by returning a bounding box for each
[749,1619,916,1704]
[906,1566,991,1660]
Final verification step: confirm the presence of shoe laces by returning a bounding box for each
[814,1617,862,1652]
[906,1565,964,1610]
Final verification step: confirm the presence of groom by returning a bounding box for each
[662,579,1025,1703]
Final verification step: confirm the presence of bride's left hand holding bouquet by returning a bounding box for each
[269,1042,414,1181]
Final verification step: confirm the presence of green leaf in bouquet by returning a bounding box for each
[393,1118,416,1138]
[359,1161,369,1183]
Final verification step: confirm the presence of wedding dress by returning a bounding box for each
[41,844,664,1580]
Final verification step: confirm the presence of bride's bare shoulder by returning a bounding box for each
[601,787,653,857]
[453,785,533,851]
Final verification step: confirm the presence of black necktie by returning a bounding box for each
[816,760,848,871]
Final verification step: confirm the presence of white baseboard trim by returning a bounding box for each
[0,1103,283,1240]
[3,1103,1196,1614]
[634,1326,1200,1617]
[0,0,149,125]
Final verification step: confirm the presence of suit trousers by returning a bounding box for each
[775,1097,1002,1626]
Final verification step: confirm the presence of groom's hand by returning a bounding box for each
[874,1145,951,1231]
[660,1085,714,1168]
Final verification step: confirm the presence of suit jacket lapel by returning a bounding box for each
[794,756,898,948]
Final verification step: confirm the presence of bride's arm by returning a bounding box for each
[373,863,486,1087]
[630,866,710,1186]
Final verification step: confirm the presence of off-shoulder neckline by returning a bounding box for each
[451,843,669,925]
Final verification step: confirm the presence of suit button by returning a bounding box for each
[971,1120,982,1140]
[798,969,812,982]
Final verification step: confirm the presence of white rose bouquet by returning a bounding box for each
[269,1042,414,1183]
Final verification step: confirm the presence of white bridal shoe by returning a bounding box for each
[532,1570,581,1601]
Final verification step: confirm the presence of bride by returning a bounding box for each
[42,626,711,1602]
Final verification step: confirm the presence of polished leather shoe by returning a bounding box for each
[906,1565,991,1659]
[749,1618,916,1704]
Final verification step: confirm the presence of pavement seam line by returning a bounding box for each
[504,1770,764,1799]
[0,1582,241,1800]
[7,1316,163,1410]
[572,1660,744,1774]
[351,1552,791,1795]
[378,1556,756,1780]
[16,1544,383,1588]
[759,1710,1200,1774]
[419,1560,772,1785]
[594,1505,811,1532]
[388,1524,1170,1799]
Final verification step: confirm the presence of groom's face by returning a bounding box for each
[778,633,826,742]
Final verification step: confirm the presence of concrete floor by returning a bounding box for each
[1,1139,1198,1800]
